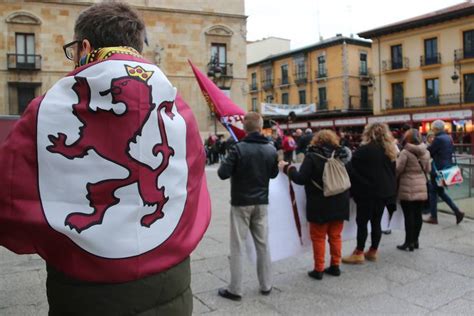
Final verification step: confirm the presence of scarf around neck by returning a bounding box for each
[78,46,142,67]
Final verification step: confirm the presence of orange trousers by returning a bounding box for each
[309,221,344,272]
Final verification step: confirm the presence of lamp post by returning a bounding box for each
[451,58,463,152]
[207,58,232,135]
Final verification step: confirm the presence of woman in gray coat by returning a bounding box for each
[396,129,431,251]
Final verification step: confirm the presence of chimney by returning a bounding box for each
[336,33,342,37]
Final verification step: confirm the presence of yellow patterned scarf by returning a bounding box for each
[78,46,142,68]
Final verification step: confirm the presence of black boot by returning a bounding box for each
[308,270,323,280]
[414,241,419,249]
[324,265,341,276]
[397,243,414,252]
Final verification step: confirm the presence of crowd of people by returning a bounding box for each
[217,112,465,301]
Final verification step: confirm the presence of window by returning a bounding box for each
[299,90,306,104]
[425,78,439,105]
[295,56,306,79]
[391,45,403,69]
[266,95,274,103]
[360,53,368,75]
[424,38,438,65]
[360,85,369,108]
[211,43,227,76]
[8,83,39,115]
[281,64,289,85]
[463,30,474,58]
[464,74,474,103]
[252,98,258,111]
[392,83,404,108]
[318,87,327,109]
[251,72,257,90]
[318,55,326,77]
[15,33,35,65]
[282,92,289,104]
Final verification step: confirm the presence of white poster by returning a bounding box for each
[247,172,405,262]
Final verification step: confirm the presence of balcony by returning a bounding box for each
[316,68,328,79]
[294,71,307,85]
[206,61,233,78]
[278,77,290,88]
[420,53,441,67]
[7,54,41,70]
[261,78,274,90]
[382,57,409,72]
[249,83,258,92]
[454,49,474,62]
[359,66,370,77]
[385,93,467,110]
[317,100,328,110]
[349,96,373,110]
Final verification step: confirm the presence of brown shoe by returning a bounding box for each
[364,248,378,262]
[423,217,438,225]
[456,212,465,225]
[342,249,365,264]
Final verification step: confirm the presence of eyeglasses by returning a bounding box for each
[63,40,81,61]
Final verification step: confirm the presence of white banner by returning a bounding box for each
[368,114,411,124]
[412,110,472,122]
[247,172,405,262]
[261,103,316,116]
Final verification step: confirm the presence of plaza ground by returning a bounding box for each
[1,167,473,315]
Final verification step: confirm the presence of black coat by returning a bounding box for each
[428,132,454,174]
[218,132,279,206]
[286,145,350,224]
[349,142,396,200]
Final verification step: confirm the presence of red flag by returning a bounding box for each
[0,55,210,283]
[188,60,246,140]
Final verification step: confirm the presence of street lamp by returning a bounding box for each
[452,57,463,152]
[207,58,233,135]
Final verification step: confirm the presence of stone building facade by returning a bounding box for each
[0,0,247,133]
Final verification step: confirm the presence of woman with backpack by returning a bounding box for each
[279,130,351,280]
[342,123,397,264]
[396,129,431,251]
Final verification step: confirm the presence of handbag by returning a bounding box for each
[416,157,430,209]
[433,154,463,187]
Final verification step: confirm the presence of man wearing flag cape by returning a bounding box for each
[0,2,210,315]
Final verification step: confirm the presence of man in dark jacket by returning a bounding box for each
[217,112,278,301]
[425,120,464,225]
[296,128,313,162]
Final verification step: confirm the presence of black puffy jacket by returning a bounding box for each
[286,145,351,224]
[218,132,279,206]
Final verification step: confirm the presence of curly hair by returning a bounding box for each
[361,123,397,161]
[310,129,340,147]
[74,2,145,52]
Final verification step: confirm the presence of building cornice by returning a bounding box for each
[358,5,474,39]
[23,0,247,20]
[247,37,371,67]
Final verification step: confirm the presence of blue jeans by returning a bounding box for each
[428,179,461,219]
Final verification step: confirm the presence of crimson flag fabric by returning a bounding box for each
[0,54,211,283]
[188,60,246,140]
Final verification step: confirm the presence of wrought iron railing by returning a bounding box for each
[7,54,41,70]
[420,53,441,66]
[316,68,327,79]
[317,100,328,110]
[385,93,467,109]
[349,96,373,110]
[249,83,258,92]
[261,78,274,90]
[206,62,233,77]
[294,71,307,84]
[454,48,474,61]
[382,57,409,71]
[278,77,290,86]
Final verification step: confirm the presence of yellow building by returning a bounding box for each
[0,0,247,133]
[358,1,474,134]
[247,35,373,122]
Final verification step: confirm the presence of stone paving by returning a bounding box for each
[1,167,474,315]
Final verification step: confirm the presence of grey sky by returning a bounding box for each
[245,0,464,48]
